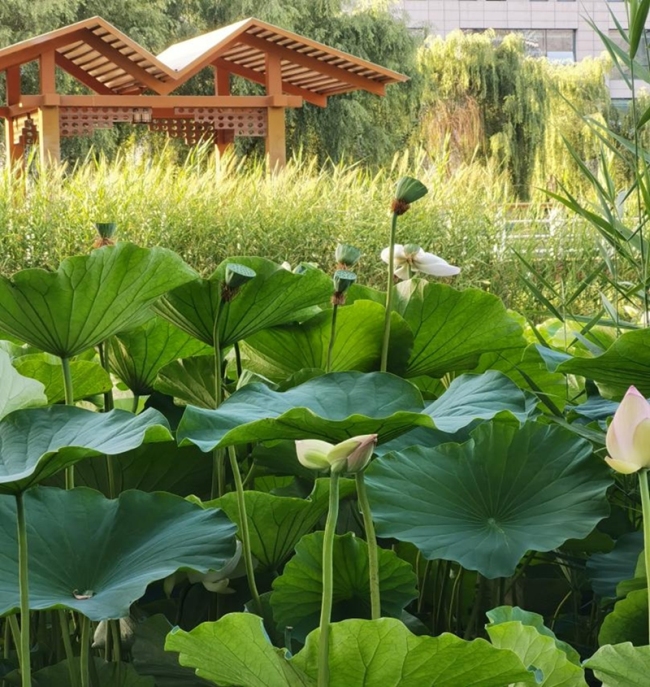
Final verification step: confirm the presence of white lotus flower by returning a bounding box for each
[380,244,460,280]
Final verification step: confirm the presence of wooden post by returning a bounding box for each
[213,66,234,157]
[4,65,24,166]
[264,53,286,170]
[38,51,60,165]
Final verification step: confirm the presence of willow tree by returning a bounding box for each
[418,30,548,200]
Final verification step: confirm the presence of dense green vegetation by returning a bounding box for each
[0,149,601,318]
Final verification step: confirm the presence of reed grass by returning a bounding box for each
[0,144,601,316]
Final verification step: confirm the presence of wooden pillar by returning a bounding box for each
[4,66,24,166]
[38,51,60,165]
[213,66,234,157]
[264,53,286,170]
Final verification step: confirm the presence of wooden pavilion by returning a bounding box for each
[0,17,407,169]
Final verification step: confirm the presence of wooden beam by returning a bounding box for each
[266,106,286,171]
[38,107,60,165]
[18,94,302,109]
[54,52,115,95]
[39,50,56,93]
[80,29,168,93]
[6,65,21,105]
[214,66,231,96]
[0,30,88,72]
[214,58,326,107]
[240,33,385,96]
[265,52,282,96]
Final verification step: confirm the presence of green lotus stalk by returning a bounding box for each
[98,341,117,498]
[380,177,428,372]
[80,615,91,687]
[326,304,339,374]
[15,492,31,687]
[639,470,650,641]
[318,470,340,687]
[61,357,75,489]
[211,298,225,500]
[228,445,262,615]
[355,472,381,620]
[57,610,79,687]
[380,212,398,373]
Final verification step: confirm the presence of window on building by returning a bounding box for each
[468,29,576,62]
[608,28,650,77]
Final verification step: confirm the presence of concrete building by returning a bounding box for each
[394,1,642,98]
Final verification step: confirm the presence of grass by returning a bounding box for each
[0,144,603,318]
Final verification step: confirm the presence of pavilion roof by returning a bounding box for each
[0,16,408,103]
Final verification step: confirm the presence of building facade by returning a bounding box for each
[395,0,639,98]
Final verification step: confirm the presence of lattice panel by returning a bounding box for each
[175,108,267,137]
[13,115,38,147]
[59,107,152,137]
[149,119,216,146]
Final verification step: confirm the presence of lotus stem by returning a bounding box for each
[80,615,91,687]
[15,492,31,687]
[57,610,79,687]
[326,304,339,374]
[234,342,243,380]
[639,469,650,642]
[131,394,139,414]
[227,445,262,615]
[110,620,121,664]
[61,357,76,489]
[355,472,381,620]
[318,470,340,687]
[7,615,21,664]
[210,299,224,500]
[98,342,117,497]
[380,212,399,373]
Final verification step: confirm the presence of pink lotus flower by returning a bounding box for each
[605,386,650,474]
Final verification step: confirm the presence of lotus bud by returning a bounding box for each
[281,261,292,271]
[295,434,377,473]
[296,439,336,471]
[392,177,428,215]
[403,244,421,258]
[335,243,361,268]
[92,222,117,249]
[328,434,377,474]
[605,386,650,474]
[332,269,357,305]
[92,616,137,650]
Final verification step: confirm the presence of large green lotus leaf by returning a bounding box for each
[177,371,432,451]
[599,589,648,647]
[165,613,312,687]
[587,532,644,598]
[0,243,197,358]
[55,442,213,499]
[0,406,171,494]
[5,658,155,686]
[554,329,650,398]
[211,478,356,571]
[422,370,537,432]
[154,355,217,409]
[270,532,418,640]
[473,344,569,410]
[241,300,413,380]
[486,606,581,664]
[0,486,237,620]
[154,257,332,347]
[584,643,650,687]
[14,355,111,404]
[0,349,46,420]
[366,420,612,578]
[109,316,212,395]
[486,621,587,686]
[132,615,212,687]
[292,618,536,686]
[393,279,526,378]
